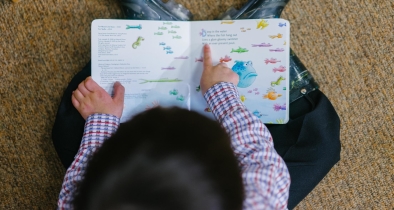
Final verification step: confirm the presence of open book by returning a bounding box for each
[91,19,290,124]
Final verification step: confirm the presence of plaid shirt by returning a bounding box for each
[57,82,290,210]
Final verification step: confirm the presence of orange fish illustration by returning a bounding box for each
[220,55,232,63]
[263,88,282,100]
[269,33,283,39]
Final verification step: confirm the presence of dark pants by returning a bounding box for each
[52,62,341,209]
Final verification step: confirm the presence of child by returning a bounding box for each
[57,44,290,210]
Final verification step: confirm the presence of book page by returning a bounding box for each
[91,19,192,122]
[189,19,290,124]
[91,19,290,124]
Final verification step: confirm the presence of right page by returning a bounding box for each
[189,19,290,124]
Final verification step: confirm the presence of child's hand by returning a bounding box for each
[200,44,239,95]
[71,77,125,120]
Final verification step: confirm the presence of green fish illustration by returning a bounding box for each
[173,35,182,39]
[163,22,172,25]
[231,47,249,53]
[176,95,185,101]
[158,26,167,30]
[168,30,177,34]
[171,25,180,28]
[154,32,163,35]
[169,89,178,95]
[139,78,182,84]
[271,76,285,87]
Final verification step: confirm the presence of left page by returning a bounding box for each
[91,19,192,122]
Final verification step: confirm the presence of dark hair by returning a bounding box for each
[73,107,244,210]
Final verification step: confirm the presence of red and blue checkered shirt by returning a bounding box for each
[58,82,290,210]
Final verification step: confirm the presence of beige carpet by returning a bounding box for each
[0,0,393,209]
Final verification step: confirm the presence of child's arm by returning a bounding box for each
[201,44,290,209]
[57,114,120,209]
[57,77,125,209]
[205,83,290,210]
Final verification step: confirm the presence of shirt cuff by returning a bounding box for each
[203,82,246,122]
[81,113,120,147]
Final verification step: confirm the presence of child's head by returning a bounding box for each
[73,107,244,210]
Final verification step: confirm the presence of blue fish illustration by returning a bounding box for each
[166,50,173,54]
[126,24,142,29]
[163,46,171,50]
[231,60,257,88]
[159,42,166,45]
[252,110,263,118]
[278,22,287,27]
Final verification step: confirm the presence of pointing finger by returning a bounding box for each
[203,44,212,69]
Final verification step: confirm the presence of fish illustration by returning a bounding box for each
[264,58,281,64]
[273,66,286,73]
[199,29,206,37]
[241,30,246,32]
[162,66,175,70]
[168,30,177,34]
[169,89,178,95]
[163,46,172,50]
[253,88,258,91]
[247,90,252,93]
[251,43,272,47]
[176,95,185,101]
[204,107,212,112]
[273,103,286,111]
[173,35,182,39]
[240,95,246,102]
[126,24,142,30]
[247,28,251,30]
[195,56,203,62]
[132,36,144,49]
[231,47,249,53]
[159,42,166,45]
[154,32,163,35]
[174,56,189,59]
[252,110,263,118]
[231,60,257,88]
[171,25,180,28]
[271,76,285,86]
[278,22,287,27]
[166,50,174,54]
[163,22,172,25]
[263,88,282,100]
[139,78,182,84]
[256,19,269,29]
[196,85,201,92]
[254,92,260,95]
[269,33,283,39]
[219,55,232,63]
[158,26,167,30]
[145,100,160,110]
[240,27,244,29]
[221,20,234,24]
[269,48,285,52]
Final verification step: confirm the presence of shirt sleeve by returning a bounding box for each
[57,113,120,210]
[204,82,291,210]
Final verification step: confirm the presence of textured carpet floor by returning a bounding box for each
[0,0,393,209]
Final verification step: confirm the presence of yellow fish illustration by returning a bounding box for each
[269,33,283,39]
[240,95,246,102]
[256,19,269,30]
[221,20,235,24]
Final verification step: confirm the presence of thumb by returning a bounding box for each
[112,81,125,104]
